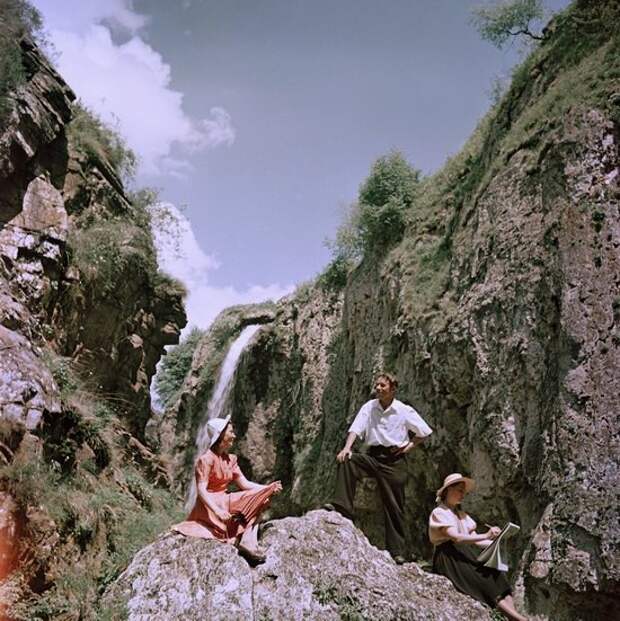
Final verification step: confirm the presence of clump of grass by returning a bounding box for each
[67,101,137,182]
[68,215,158,296]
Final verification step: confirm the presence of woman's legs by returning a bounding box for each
[497,595,528,621]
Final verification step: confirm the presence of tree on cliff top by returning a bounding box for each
[471,0,545,48]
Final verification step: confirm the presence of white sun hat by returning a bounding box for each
[207,415,231,448]
[435,473,475,503]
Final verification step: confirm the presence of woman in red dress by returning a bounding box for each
[173,415,282,562]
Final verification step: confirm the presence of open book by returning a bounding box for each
[476,522,520,571]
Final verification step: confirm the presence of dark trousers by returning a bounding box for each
[331,447,408,557]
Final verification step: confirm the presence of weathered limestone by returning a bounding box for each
[103,510,491,620]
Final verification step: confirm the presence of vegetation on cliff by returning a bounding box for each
[155,326,204,409]
[0,7,187,616]
[0,0,42,125]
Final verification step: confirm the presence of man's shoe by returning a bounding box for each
[322,503,353,520]
[393,555,407,565]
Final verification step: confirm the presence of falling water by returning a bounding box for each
[185,324,261,511]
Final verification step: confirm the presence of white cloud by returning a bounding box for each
[192,107,236,150]
[32,0,235,177]
[151,203,293,330]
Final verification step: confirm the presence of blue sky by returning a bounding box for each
[32,0,571,328]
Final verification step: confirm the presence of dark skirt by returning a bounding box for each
[433,541,512,608]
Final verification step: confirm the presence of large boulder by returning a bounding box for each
[103,510,490,620]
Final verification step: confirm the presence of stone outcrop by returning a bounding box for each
[162,3,620,619]
[103,510,491,620]
[0,39,187,437]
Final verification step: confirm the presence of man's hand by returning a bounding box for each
[485,526,501,539]
[271,480,283,494]
[336,447,353,463]
[391,441,415,456]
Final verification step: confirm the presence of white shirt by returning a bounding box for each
[348,398,432,447]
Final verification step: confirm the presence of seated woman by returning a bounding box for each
[173,415,282,562]
[428,473,528,621]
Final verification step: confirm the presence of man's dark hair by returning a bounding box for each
[375,372,398,389]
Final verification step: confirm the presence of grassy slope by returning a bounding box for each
[393,0,620,324]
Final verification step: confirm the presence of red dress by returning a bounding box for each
[173,450,277,542]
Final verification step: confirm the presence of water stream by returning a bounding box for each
[185,324,261,510]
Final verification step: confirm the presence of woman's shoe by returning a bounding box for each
[237,544,267,564]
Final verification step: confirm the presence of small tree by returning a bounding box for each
[359,150,420,208]
[471,0,545,49]
[327,150,421,260]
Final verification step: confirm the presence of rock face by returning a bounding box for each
[0,37,186,614]
[103,510,491,620]
[0,39,187,436]
[162,4,620,619]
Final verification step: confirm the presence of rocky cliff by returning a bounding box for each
[154,2,620,619]
[0,37,186,616]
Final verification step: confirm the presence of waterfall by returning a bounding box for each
[185,324,261,511]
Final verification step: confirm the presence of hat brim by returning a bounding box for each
[435,476,475,502]
[208,414,232,448]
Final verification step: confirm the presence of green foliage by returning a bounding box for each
[4,450,181,618]
[328,151,421,261]
[471,0,545,48]
[359,150,420,208]
[155,327,204,408]
[68,101,137,181]
[68,215,158,296]
[0,0,42,125]
[127,186,159,229]
[317,255,352,292]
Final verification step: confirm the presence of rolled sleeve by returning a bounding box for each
[404,405,432,438]
[348,402,371,440]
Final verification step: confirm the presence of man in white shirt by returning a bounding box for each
[324,373,432,564]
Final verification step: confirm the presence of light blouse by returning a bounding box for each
[428,504,477,545]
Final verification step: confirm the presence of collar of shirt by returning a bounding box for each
[373,398,398,415]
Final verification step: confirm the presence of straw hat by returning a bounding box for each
[207,415,231,448]
[435,473,475,503]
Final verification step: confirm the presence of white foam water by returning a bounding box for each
[185,324,261,511]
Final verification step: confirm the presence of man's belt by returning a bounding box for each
[367,445,401,457]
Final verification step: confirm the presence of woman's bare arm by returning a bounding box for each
[234,473,283,494]
[445,525,497,545]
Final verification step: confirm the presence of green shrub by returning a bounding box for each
[317,255,352,292]
[155,327,204,408]
[359,150,420,208]
[0,0,42,126]
[327,151,421,260]
[68,101,137,181]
